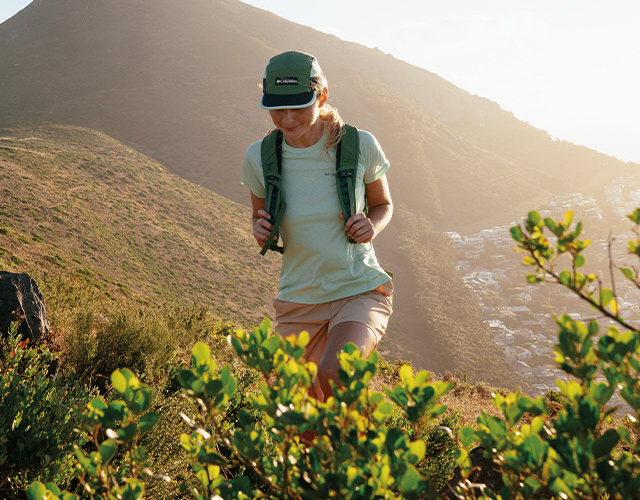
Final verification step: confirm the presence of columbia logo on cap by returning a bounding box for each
[276,77,299,85]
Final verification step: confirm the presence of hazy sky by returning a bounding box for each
[2,0,639,163]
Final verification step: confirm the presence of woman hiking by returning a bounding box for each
[241,50,393,403]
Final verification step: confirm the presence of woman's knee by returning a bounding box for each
[329,321,378,357]
[316,355,339,383]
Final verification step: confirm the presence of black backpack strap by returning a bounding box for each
[260,130,286,255]
[336,125,360,244]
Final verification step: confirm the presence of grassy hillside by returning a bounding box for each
[0,125,279,328]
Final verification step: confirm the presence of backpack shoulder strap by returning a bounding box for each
[260,130,286,255]
[336,124,360,244]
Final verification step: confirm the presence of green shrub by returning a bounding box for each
[56,289,234,390]
[27,368,163,500]
[0,325,94,497]
[453,209,640,499]
[29,321,455,499]
[176,321,454,499]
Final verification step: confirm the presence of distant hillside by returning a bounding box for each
[3,0,633,385]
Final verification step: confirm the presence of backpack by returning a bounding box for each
[260,124,361,255]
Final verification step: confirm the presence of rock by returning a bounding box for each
[0,271,50,343]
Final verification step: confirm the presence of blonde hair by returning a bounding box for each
[310,75,345,156]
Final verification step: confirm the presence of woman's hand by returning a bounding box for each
[253,209,275,248]
[342,175,393,244]
[343,213,375,243]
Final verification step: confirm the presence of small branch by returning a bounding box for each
[219,434,301,500]
[527,249,638,333]
[607,234,620,317]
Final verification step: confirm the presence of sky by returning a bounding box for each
[2,0,639,163]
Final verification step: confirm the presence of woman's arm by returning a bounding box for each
[344,174,392,243]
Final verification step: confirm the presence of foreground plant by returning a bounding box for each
[26,320,455,499]
[0,324,93,497]
[27,368,164,500]
[451,209,640,499]
[179,319,454,499]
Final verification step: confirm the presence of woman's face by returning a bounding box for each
[268,92,326,148]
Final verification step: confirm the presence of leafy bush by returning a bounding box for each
[179,321,454,499]
[0,325,94,497]
[27,367,164,500]
[28,321,455,499]
[452,209,640,499]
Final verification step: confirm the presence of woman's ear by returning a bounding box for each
[318,88,328,107]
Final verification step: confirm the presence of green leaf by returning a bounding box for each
[528,211,542,227]
[26,482,47,500]
[117,478,145,500]
[522,435,546,467]
[131,445,149,464]
[407,440,426,463]
[261,335,280,355]
[372,401,394,424]
[618,425,633,446]
[111,370,127,396]
[564,210,574,227]
[558,270,572,287]
[599,289,615,308]
[139,411,160,434]
[296,330,310,348]
[117,422,138,444]
[192,342,211,365]
[620,267,635,281]
[526,274,543,284]
[259,317,272,334]
[590,383,614,406]
[544,218,557,233]
[278,409,306,426]
[573,221,582,238]
[574,255,585,268]
[504,404,525,427]
[229,335,245,356]
[87,397,107,415]
[342,343,358,355]
[510,226,524,242]
[627,208,640,224]
[459,426,477,448]
[200,451,229,466]
[398,464,422,492]
[398,364,414,386]
[99,439,117,464]
[131,387,153,414]
[592,429,619,458]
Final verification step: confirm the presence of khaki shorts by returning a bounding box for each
[274,280,393,365]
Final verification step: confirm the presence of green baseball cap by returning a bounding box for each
[261,51,323,110]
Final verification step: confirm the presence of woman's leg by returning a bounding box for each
[317,321,377,400]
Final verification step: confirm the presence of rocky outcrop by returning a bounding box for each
[0,271,50,343]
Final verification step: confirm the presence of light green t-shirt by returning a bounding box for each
[241,129,390,304]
